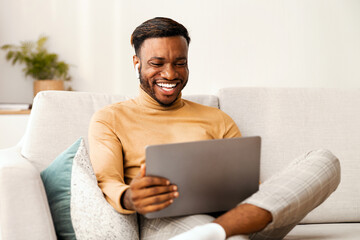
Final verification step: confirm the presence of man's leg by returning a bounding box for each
[139,213,249,240]
[139,214,215,240]
[223,148,341,239]
[172,149,340,239]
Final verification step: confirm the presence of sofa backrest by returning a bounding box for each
[21,91,218,171]
[22,88,360,225]
[218,87,360,224]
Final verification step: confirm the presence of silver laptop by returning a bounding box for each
[144,136,261,219]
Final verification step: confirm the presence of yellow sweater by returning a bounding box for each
[88,88,241,214]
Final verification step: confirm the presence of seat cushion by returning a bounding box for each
[285,223,360,239]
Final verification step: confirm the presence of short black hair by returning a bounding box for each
[131,17,191,56]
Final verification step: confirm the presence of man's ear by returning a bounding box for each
[133,55,140,70]
[133,55,140,79]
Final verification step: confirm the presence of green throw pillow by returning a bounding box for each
[41,138,80,239]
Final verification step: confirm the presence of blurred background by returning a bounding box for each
[1,0,360,103]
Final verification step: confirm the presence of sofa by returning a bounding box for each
[0,87,359,239]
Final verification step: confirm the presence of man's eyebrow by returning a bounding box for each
[148,57,187,61]
[175,57,187,61]
[149,57,165,60]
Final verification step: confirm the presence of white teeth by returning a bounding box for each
[162,88,173,92]
[157,83,177,88]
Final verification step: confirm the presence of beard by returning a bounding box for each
[139,71,187,107]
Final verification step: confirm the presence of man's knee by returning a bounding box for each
[303,148,341,189]
[306,148,340,170]
[306,148,338,162]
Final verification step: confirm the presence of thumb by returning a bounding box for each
[140,163,146,178]
[134,164,146,179]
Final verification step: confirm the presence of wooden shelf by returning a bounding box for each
[0,110,31,115]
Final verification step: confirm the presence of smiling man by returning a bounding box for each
[89,17,340,240]
[134,36,189,106]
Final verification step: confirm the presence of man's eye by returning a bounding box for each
[151,63,163,66]
[176,62,187,66]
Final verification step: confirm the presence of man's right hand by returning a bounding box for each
[122,164,179,215]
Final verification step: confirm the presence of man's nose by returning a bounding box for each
[161,64,177,80]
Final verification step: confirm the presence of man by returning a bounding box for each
[89,17,340,239]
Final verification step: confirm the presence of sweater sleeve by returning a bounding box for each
[88,108,135,214]
[220,111,242,138]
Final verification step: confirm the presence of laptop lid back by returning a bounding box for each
[145,136,261,219]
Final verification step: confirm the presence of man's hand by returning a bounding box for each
[122,164,179,214]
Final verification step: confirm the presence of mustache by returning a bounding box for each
[153,78,183,83]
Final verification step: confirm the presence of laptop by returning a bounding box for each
[144,136,261,219]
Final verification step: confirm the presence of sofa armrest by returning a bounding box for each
[0,147,56,240]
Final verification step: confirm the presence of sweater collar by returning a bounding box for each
[136,86,184,111]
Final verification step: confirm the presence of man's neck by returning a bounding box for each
[136,87,184,111]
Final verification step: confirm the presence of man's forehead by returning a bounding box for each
[138,36,188,58]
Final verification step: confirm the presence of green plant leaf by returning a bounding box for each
[1,35,71,80]
[21,41,33,56]
[5,51,14,61]
[1,44,14,50]
[36,36,48,52]
[12,52,21,65]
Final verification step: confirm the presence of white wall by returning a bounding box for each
[0,114,28,148]
[1,0,359,104]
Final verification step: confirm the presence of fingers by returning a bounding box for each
[137,191,179,207]
[130,186,179,215]
[137,199,174,214]
[130,184,179,214]
[129,168,179,214]
[128,175,179,214]
[134,191,179,214]
[132,184,178,200]
[130,183,179,208]
[132,175,171,189]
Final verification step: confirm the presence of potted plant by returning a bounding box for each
[1,36,71,97]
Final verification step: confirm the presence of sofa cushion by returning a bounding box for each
[218,87,360,223]
[22,91,127,171]
[21,91,218,171]
[41,137,139,239]
[285,223,360,239]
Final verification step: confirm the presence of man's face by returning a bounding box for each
[134,36,189,106]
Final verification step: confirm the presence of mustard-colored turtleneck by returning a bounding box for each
[88,87,241,214]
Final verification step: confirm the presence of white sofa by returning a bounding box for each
[0,88,359,239]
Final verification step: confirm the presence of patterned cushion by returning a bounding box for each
[41,138,139,239]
